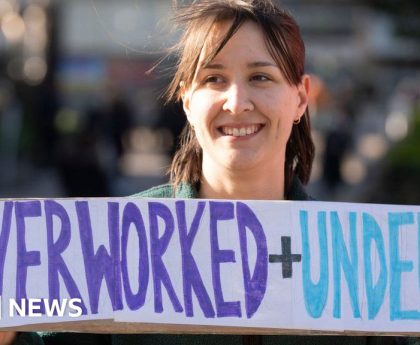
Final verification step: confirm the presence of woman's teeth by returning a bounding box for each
[220,125,260,137]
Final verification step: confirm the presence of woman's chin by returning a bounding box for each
[221,154,262,172]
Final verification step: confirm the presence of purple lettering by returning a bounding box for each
[76,201,122,314]
[45,200,88,315]
[149,202,183,313]
[121,202,149,310]
[0,202,13,295]
[210,201,241,318]
[237,202,267,318]
[15,201,42,304]
[176,201,215,318]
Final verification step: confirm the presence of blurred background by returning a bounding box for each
[0,0,419,204]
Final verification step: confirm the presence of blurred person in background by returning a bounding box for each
[0,79,22,185]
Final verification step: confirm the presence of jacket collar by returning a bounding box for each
[175,176,312,201]
[174,182,199,199]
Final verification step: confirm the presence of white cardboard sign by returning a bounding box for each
[0,198,419,333]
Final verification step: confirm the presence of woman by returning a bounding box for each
[137,0,313,202]
[2,0,398,344]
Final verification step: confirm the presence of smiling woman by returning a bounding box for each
[167,0,314,201]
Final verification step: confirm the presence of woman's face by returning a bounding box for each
[182,20,310,175]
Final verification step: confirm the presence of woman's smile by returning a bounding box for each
[218,124,265,138]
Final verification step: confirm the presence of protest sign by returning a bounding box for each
[0,198,419,334]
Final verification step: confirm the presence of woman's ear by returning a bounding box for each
[295,74,311,120]
[181,84,193,123]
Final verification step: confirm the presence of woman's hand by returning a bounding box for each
[0,332,17,345]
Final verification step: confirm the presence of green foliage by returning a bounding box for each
[388,108,420,169]
[364,107,420,204]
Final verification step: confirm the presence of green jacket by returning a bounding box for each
[13,182,403,345]
[131,177,312,201]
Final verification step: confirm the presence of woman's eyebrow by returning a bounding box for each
[248,61,277,68]
[202,63,224,70]
[202,61,277,69]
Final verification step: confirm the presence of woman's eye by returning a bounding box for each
[204,75,224,84]
[251,74,270,82]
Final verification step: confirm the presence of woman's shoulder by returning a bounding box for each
[289,176,315,201]
[131,180,312,201]
[131,184,174,198]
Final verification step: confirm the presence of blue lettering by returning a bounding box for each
[331,211,360,318]
[300,210,328,318]
[418,212,420,294]
[389,212,420,320]
[363,213,387,320]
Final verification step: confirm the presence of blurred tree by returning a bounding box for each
[366,0,420,37]
[364,108,420,205]
[366,0,420,15]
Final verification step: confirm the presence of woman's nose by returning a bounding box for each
[222,83,254,114]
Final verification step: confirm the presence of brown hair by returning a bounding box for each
[167,0,314,198]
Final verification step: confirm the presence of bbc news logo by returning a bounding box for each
[0,297,83,318]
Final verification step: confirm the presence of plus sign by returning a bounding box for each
[269,236,301,278]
